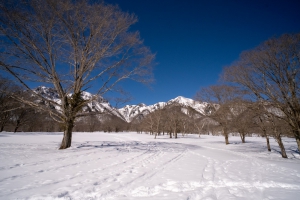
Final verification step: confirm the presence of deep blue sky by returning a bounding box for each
[104,0,300,106]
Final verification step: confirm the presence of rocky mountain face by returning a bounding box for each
[33,86,126,121]
[33,86,208,123]
[118,96,208,122]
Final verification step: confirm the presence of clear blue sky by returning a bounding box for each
[103,0,300,106]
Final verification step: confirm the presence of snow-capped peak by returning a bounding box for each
[34,86,60,99]
[33,86,208,123]
[118,96,208,122]
[168,96,195,106]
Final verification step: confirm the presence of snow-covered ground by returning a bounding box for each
[0,132,299,200]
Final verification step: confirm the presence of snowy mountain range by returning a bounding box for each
[118,96,208,122]
[33,86,207,122]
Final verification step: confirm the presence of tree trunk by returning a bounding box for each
[296,138,300,152]
[262,129,271,151]
[266,136,271,151]
[224,127,229,145]
[197,128,201,137]
[0,125,4,132]
[240,133,245,143]
[59,119,74,149]
[294,129,300,152]
[225,134,229,145]
[14,120,21,133]
[14,125,19,133]
[276,135,287,158]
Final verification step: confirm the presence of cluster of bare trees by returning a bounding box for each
[133,104,208,139]
[225,33,300,156]
[224,33,300,150]
[191,33,299,158]
[0,0,154,149]
[196,87,292,158]
[136,85,293,158]
[74,114,129,133]
[135,33,299,159]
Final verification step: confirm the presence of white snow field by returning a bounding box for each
[0,132,300,200]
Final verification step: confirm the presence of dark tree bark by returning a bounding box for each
[266,136,271,152]
[14,120,20,133]
[59,118,74,149]
[275,134,287,158]
[239,132,246,143]
[224,131,229,145]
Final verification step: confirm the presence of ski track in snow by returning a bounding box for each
[0,132,300,200]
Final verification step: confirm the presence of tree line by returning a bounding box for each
[136,33,300,159]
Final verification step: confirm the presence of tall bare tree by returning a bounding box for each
[252,103,272,151]
[140,108,164,138]
[223,33,300,151]
[195,85,244,144]
[266,109,289,158]
[0,0,154,149]
[230,100,254,143]
[168,105,185,139]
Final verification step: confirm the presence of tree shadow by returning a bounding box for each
[0,134,9,137]
[76,140,202,152]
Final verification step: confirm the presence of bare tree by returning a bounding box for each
[143,112,155,135]
[140,108,164,138]
[153,108,164,139]
[195,85,244,144]
[252,103,272,151]
[267,111,289,158]
[183,106,201,136]
[167,105,185,139]
[193,117,213,137]
[223,33,300,151]
[230,100,254,143]
[0,0,154,149]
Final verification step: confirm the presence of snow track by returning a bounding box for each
[0,132,299,199]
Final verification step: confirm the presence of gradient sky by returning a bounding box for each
[103,0,300,106]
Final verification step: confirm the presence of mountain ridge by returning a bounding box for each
[33,86,207,123]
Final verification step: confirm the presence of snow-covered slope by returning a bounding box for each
[118,102,166,122]
[33,86,126,121]
[168,96,208,113]
[1,132,299,199]
[118,96,208,122]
